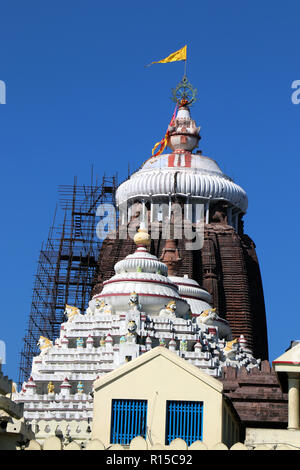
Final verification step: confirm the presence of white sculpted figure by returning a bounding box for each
[85,300,95,316]
[223,338,238,358]
[159,300,177,319]
[125,320,138,343]
[64,304,83,322]
[37,336,53,356]
[128,292,142,312]
[196,308,232,340]
[86,298,112,316]
[96,299,112,315]
[196,308,219,326]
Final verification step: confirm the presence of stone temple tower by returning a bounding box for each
[92,78,268,360]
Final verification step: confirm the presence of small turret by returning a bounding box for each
[145,336,152,351]
[25,376,37,396]
[86,335,94,349]
[60,377,71,397]
[168,102,200,152]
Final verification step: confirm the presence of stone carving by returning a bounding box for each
[180,338,188,352]
[64,305,83,322]
[85,301,94,317]
[128,292,142,312]
[125,320,138,343]
[77,382,84,394]
[87,299,112,315]
[223,339,238,358]
[37,336,53,356]
[98,300,112,315]
[159,300,177,319]
[47,381,55,395]
[196,308,232,340]
[196,308,218,325]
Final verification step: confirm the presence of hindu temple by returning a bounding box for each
[10,77,293,449]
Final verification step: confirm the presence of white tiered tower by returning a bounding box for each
[116,101,248,230]
[15,225,260,445]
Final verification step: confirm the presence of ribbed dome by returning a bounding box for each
[116,103,248,213]
[168,275,212,315]
[94,246,190,316]
[116,153,248,213]
[115,247,168,276]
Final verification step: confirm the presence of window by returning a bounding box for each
[110,399,147,445]
[165,400,203,446]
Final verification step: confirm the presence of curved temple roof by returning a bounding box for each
[116,105,248,213]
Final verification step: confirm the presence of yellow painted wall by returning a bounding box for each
[93,350,228,448]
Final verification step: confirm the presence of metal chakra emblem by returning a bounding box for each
[171,75,197,106]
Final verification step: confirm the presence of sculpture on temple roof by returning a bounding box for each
[197,308,218,324]
[37,336,53,356]
[180,338,188,352]
[96,300,112,315]
[95,299,105,311]
[64,305,83,322]
[223,338,238,358]
[76,338,84,348]
[196,308,232,340]
[125,320,138,343]
[128,292,142,312]
[86,300,95,316]
[77,381,84,394]
[159,300,177,319]
[47,381,55,395]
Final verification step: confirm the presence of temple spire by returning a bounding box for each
[160,239,182,276]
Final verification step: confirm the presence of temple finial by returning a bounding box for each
[133,222,151,247]
[171,75,197,107]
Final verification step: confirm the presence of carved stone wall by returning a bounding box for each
[220,361,288,428]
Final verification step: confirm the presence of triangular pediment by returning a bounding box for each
[94,346,223,393]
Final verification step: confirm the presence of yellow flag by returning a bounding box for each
[147,45,187,66]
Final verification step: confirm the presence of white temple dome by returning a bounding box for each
[94,246,190,316]
[115,104,248,214]
[116,153,248,213]
[114,247,168,276]
[168,275,213,316]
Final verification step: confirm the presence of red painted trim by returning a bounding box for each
[172,281,207,290]
[103,277,177,289]
[273,361,300,365]
[94,292,182,300]
[115,257,161,262]
[168,153,192,168]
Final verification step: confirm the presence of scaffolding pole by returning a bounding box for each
[18,174,117,388]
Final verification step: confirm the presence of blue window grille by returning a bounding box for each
[110,399,147,445]
[165,400,203,446]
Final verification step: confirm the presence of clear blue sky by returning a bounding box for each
[0,0,299,382]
